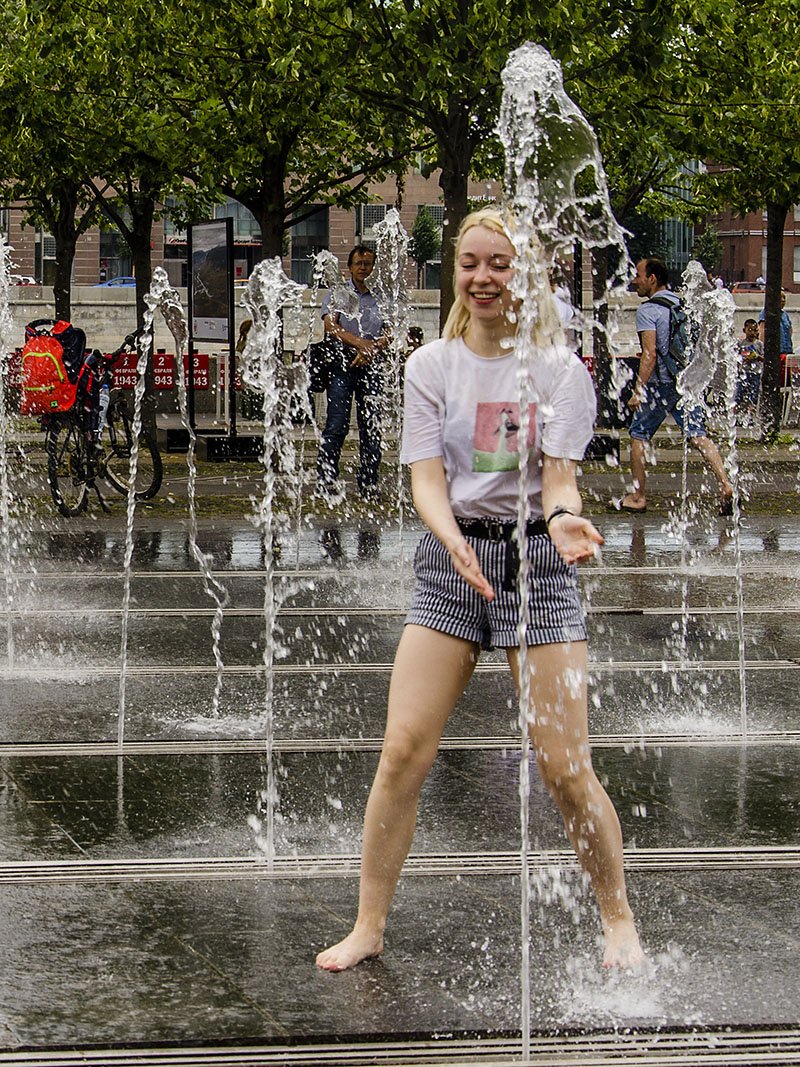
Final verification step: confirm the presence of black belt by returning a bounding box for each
[455,517,547,541]
[455,517,548,591]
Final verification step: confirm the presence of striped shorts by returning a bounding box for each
[406,530,587,651]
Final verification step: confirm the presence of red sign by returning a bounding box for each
[184,352,209,390]
[111,351,210,390]
[153,351,174,390]
[218,359,242,391]
[113,353,138,390]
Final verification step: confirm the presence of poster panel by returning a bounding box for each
[190,220,232,342]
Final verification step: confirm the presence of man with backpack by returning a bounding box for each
[618,257,734,515]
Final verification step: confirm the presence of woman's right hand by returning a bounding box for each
[447,536,495,601]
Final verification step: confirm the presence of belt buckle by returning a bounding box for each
[486,519,505,542]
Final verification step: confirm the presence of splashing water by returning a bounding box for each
[371,208,411,535]
[678,261,727,404]
[371,207,411,353]
[239,258,307,868]
[0,235,15,667]
[117,303,152,750]
[677,261,747,736]
[312,249,343,294]
[500,45,627,259]
[499,41,629,1057]
[146,267,230,716]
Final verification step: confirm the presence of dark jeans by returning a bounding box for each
[317,366,382,490]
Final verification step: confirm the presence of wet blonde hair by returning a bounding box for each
[442,207,565,348]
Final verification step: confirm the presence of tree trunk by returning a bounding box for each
[438,150,470,333]
[251,183,287,263]
[92,178,159,438]
[51,233,76,322]
[123,193,154,334]
[126,194,157,438]
[39,183,96,322]
[250,187,288,352]
[591,249,615,427]
[760,199,788,442]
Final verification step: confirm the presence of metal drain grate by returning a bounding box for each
[2,1028,800,1066]
[1,845,798,885]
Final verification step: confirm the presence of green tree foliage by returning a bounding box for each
[552,0,695,424]
[408,206,442,286]
[162,0,418,262]
[620,210,672,267]
[666,0,800,438]
[0,4,101,319]
[691,226,723,273]
[0,0,207,333]
[344,0,580,326]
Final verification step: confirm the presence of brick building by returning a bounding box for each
[3,169,500,292]
[703,202,800,292]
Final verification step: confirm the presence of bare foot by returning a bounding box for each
[719,488,734,516]
[619,493,647,513]
[315,928,384,972]
[602,916,646,970]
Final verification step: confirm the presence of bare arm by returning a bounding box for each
[410,457,495,601]
[628,329,657,410]
[542,455,603,565]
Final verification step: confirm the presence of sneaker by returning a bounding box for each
[316,481,346,507]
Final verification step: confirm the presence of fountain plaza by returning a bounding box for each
[0,429,799,1066]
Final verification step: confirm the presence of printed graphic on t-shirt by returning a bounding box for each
[473,401,537,472]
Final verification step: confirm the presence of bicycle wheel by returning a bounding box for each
[46,417,90,517]
[102,400,163,500]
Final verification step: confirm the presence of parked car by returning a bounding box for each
[95,276,136,287]
[731,281,766,293]
[11,275,37,285]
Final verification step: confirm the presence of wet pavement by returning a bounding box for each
[1,504,800,1063]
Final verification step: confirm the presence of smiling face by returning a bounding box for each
[454,224,517,329]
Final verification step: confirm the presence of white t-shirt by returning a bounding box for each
[400,336,596,520]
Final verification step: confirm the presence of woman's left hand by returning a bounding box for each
[548,513,604,565]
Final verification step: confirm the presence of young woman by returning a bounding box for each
[316,208,644,973]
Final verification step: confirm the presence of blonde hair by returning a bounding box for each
[442,207,565,348]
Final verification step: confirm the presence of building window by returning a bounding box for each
[424,204,445,227]
[213,200,261,244]
[794,245,800,284]
[423,261,441,290]
[98,231,132,283]
[354,204,390,249]
[290,205,329,285]
[163,196,187,243]
[35,231,58,286]
[0,208,8,238]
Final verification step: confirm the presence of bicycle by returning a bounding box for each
[42,334,163,517]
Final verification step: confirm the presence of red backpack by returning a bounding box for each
[20,319,88,416]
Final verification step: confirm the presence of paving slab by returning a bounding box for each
[2,868,800,1049]
[0,509,799,1060]
[2,744,800,862]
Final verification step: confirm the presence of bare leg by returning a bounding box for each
[315,625,478,971]
[689,435,733,505]
[621,438,647,510]
[508,642,645,969]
